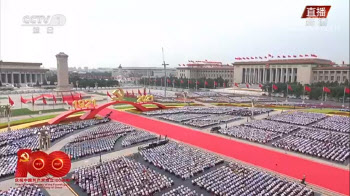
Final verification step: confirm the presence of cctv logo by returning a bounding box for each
[16,149,71,178]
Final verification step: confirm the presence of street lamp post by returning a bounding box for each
[0,105,12,132]
[162,48,168,98]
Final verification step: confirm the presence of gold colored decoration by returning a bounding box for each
[72,99,96,109]
[137,95,154,103]
[111,88,125,101]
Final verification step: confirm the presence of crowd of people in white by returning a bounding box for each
[0,118,110,178]
[266,112,327,126]
[218,126,281,144]
[140,142,224,179]
[0,185,45,196]
[272,128,350,163]
[121,130,157,147]
[312,115,350,133]
[192,162,314,196]
[63,122,134,159]
[162,185,201,196]
[72,157,173,196]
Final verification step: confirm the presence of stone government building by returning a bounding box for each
[233,58,350,85]
[0,61,48,85]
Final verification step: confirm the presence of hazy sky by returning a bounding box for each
[0,0,349,69]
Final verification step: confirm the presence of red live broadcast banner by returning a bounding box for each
[301,6,331,18]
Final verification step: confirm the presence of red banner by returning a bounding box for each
[301,6,331,18]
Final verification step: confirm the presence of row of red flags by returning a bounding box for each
[8,93,83,106]
[235,82,350,94]
[107,89,147,98]
[235,54,318,60]
[143,78,226,87]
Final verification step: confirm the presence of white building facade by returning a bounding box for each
[233,59,335,85]
[0,61,48,85]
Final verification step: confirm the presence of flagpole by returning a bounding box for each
[343,87,346,107]
[20,94,22,109]
[322,86,324,102]
[286,85,288,102]
[302,85,305,104]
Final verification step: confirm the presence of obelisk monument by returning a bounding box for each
[55,52,71,91]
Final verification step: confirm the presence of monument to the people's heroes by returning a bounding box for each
[55,52,72,92]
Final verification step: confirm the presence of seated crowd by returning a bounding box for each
[219,126,282,144]
[158,114,209,123]
[140,142,224,179]
[266,112,326,126]
[192,162,314,196]
[121,130,157,147]
[312,115,350,133]
[0,185,45,196]
[72,157,173,196]
[0,118,110,178]
[63,135,122,159]
[244,120,299,134]
[63,122,134,159]
[183,115,241,128]
[293,128,350,147]
[69,122,134,144]
[162,185,201,196]
[272,130,350,163]
[145,106,272,118]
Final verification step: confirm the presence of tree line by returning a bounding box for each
[137,77,229,89]
[262,80,350,100]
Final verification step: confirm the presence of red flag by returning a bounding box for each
[138,89,142,95]
[143,88,146,96]
[42,96,47,105]
[107,91,112,98]
[345,87,350,94]
[288,85,293,91]
[21,96,27,104]
[272,84,278,90]
[132,90,135,97]
[305,85,311,92]
[235,83,239,87]
[323,87,331,93]
[214,81,217,86]
[126,91,130,97]
[61,93,65,103]
[259,83,263,88]
[204,81,208,86]
[196,80,199,85]
[181,80,184,84]
[246,83,250,88]
[8,96,14,106]
[53,95,57,104]
[167,79,171,83]
[223,83,226,88]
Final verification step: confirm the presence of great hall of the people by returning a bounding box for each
[232,58,349,85]
[176,58,349,86]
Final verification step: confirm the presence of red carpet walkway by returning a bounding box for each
[99,108,350,195]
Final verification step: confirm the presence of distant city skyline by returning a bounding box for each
[0,0,349,68]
